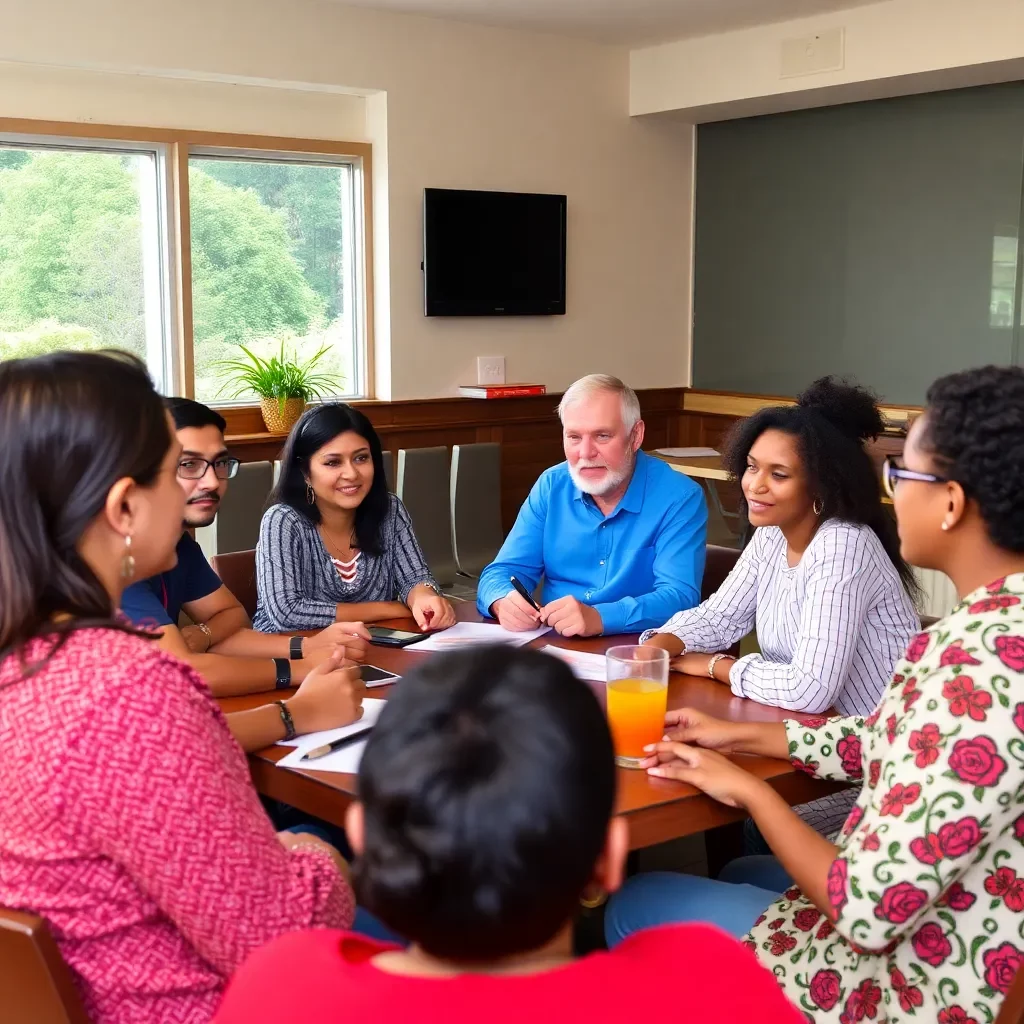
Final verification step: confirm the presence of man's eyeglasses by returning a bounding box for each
[882,456,949,499]
[177,457,240,481]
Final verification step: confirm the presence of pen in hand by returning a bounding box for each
[509,575,542,614]
[300,724,374,762]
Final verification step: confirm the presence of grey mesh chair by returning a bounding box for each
[215,461,273,554]
[396,446,457,587]
[450,443,503,578]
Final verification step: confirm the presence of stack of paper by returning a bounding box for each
[409,621,550,653]
[276,698,387,774]
[654,447,720,458]
[539,645,607,682]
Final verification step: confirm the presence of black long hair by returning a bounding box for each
[355,646,616,961]
[724,376,921,603]
[270,403,390,555]
[0,351,171,667]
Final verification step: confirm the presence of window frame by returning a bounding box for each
[0,118,374,420]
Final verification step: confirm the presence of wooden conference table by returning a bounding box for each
[221,604,842,852]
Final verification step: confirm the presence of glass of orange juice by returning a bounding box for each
[606,645,669,769]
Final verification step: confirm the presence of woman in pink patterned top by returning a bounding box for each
[0,352,357,1024]
[606,365,1024,1022]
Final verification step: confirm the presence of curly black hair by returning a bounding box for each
[919,365,1024,553]
[724,376,920,602]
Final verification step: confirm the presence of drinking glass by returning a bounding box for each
[605,645,669,769]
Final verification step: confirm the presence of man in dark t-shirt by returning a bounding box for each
[120,398,368,697]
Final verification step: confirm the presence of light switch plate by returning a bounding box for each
[476,356,506,386]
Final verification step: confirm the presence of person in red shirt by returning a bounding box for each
[216,645,804,1024]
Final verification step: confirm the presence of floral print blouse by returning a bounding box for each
[746,573,1024,1023]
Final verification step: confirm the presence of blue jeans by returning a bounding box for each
[282,824,404,945]
[604,856,791,946]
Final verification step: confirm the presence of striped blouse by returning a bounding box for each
[253,495,438,632]
[648,520,919,716]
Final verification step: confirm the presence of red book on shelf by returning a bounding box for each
[458,383,547,399]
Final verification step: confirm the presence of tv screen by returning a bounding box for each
[423,188,567,316]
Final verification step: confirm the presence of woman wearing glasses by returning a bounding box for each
[609,365,1024,1024]
[120,397,371,700]
[643,377,920,843]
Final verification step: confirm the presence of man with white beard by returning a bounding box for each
[477,375,707,637]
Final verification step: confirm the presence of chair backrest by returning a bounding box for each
[381,449,395,493]
[995,963,1024,1024]
[702,544,740,602]
[450,443,503,577]
[0,908,89,1024]
[216,461,273,554]
[396,446,457,587]
[212,548,259,619]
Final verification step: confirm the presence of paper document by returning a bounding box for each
[655,447,720,458]
[276,698,386,750]
[409,621,550,653]
[540,645,608,682]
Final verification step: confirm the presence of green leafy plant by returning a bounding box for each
[217,340,341,412]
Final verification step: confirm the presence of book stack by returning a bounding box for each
[458,384,547,399]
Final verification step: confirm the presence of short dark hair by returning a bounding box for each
[269,403,390,555]
[354,646,616,961]
[920,365,1024,553]
[165,397,226,434]
[724,375,920,602]
[0,351,171,668]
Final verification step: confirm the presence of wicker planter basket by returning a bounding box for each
[260,397,306,434]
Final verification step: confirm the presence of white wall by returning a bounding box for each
[0,0,695,400]
[631,0,1024,120]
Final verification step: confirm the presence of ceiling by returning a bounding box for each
[327,0,882,47]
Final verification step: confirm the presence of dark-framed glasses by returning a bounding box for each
[882,456,949,499]
[177,456,240,481]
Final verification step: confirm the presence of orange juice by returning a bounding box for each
[607,677,668,768]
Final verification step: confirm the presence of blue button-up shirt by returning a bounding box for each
[477,451,707,634]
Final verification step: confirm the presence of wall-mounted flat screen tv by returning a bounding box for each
[423,188,567,316]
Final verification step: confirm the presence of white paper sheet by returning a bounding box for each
[539,645,607,682]
[409,620,550,653]
[276,698,387,750]
[654,447,720,458]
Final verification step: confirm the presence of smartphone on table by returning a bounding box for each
[366,625,429,648]
[360,665,401,688]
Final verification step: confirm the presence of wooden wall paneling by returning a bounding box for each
[223,387,687,536]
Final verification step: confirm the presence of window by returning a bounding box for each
[189,152,362,404]
[0,124,371,407]
[0,139,172,390]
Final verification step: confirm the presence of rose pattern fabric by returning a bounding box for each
[748,573,1024,1022]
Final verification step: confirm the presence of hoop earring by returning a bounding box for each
[579,885,607,909]
[120,535,136,580]
[813,498,823,517]
[306,484,315,506]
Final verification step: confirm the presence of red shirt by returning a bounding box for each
[216,925,805,1024]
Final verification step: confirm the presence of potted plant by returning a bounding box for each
[218,341,341,433]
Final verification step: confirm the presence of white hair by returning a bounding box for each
[557,374,641,433]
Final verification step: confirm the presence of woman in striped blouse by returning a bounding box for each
[254,404,456,633]
[644,378,920,837]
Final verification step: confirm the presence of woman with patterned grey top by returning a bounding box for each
[254,403,456,634]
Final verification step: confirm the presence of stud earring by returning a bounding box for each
[120,535,136,580]
[306,484,315,505]
[941,522,950,532]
